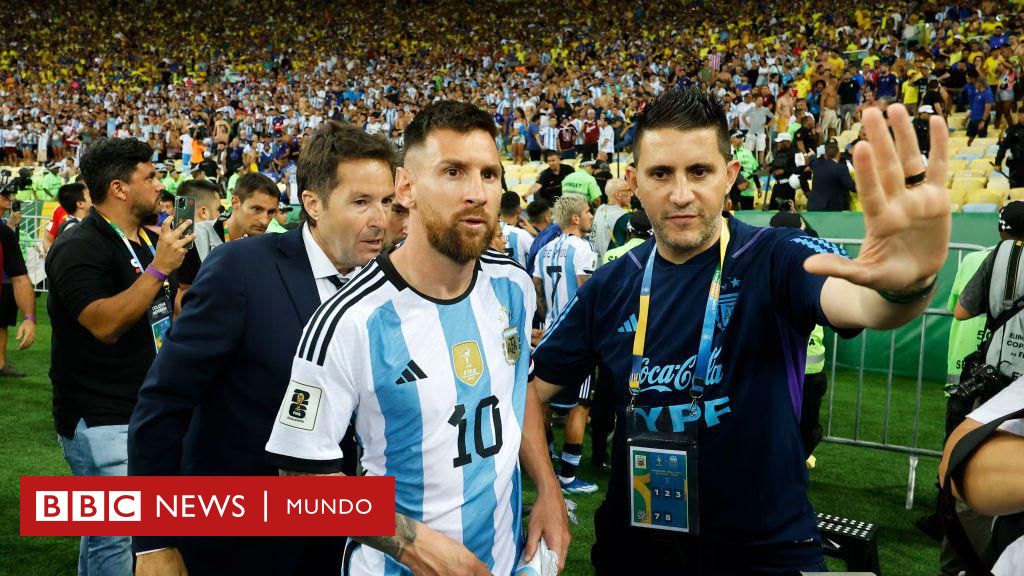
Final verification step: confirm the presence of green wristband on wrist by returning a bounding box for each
[876,276,937,305]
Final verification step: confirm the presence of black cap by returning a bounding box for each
[627,210,653,238]
[1000,201,1024,236]
[769,211,803,229]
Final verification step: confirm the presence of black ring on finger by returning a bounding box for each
[904,171,927,187]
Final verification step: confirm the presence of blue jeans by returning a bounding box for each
[58,419,133,576]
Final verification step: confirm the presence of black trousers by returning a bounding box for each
[800,371,828,457]
[591,498,827,575]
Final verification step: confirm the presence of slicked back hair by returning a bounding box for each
[633,88,731,164]
[403,101,497,153]
[297,121,396,222]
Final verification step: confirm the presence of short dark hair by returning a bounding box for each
[500,191,521,216]
[634,88,731,163]
[234,173,280,204]
[545,150,561,160]
[57,183,87,214]
[160,190,175,203]
[178,179,222,206]
[79,138,154,204]
[297,121,396,221]
[525,199,550,224]
[403,101,496,153]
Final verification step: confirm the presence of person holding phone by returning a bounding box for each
[45,137,193,575]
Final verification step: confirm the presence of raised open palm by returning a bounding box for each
[804,104,951,293]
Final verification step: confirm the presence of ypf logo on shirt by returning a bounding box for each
[279,382,322,431]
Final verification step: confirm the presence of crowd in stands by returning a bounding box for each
[0,0,1021,209]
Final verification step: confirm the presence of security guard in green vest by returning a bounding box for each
[225,164,245,205]
[37,162,63,201]
[769,211,827,461]
[730,131,760,210]
[160,164,181,194]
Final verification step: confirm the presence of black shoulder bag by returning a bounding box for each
[940,406,1024,576]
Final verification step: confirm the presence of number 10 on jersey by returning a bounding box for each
[448,395,503,468]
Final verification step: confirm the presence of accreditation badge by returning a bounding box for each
[502,326,521,365]
[625,407,700,534]
[147,296,172,354]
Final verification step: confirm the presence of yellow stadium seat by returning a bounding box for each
[988,179,1011,191]
[948,188,968,206]
[966,159,996,171]
[950,204,962,213]
[1010,188,1024,202]
[510,183,533,198]
[974,138,998,149]
[947,159,968,172]
[965,190,1003,207]
[953,178,987,190]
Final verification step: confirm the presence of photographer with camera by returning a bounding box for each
[954,201,1024,393]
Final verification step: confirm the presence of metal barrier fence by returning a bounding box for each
[821,239,987,509]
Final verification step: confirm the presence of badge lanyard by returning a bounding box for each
[95,209,157,276]
[628,217,730,417]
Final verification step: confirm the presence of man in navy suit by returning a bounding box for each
[128,122,398,576]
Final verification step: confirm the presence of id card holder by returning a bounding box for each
[147,296,172,354]
[625,407,700,534]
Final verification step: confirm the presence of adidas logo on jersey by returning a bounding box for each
[617,314,638,334]
[395,360,427,385]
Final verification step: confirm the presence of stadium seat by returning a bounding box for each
[987,179,1010,191]
[964,190,1003,207]
[510,183,533,198]
[952,178,987,191]
[1009,188,1024,202]
[947,188,968,206]
[946,159,968,173]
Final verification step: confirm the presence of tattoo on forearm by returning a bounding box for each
[355,514,418,562]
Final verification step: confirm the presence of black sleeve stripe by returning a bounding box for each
[299,264,382,359]
[299,262,380,358]
[313,276,389,366]
[299,266,381,360]
[480,254,527,273]
[266,452,345,475]
[301,272,384,364]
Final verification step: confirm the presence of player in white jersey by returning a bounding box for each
[531,194,600,495]
[533,195,596,327]
[499,191,534,269]
[266,101,569,576]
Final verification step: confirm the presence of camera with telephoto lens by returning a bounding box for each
[953,361,1008,404]
[0,167,34,197]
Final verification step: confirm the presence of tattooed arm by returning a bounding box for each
[279,470,489,575]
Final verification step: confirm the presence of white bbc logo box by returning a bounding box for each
[36,491,142,522]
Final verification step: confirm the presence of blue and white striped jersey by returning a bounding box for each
[500,222,534,269]
[266,250,536,576]
[533,234,597,326]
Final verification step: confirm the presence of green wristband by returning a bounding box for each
[876,276,937,305]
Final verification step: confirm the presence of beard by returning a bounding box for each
[130,194,159,223]
[420,201,496,265]
[651,204,718,256]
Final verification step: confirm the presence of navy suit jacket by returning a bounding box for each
[128,228,343,575]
